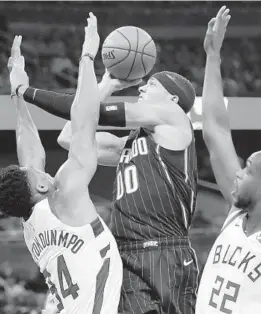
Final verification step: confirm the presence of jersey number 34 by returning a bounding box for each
[43,245,110,312]
[43,255,79,312]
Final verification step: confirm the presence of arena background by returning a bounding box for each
[0,1,261,313]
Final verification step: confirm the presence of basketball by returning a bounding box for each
[101,26,157,81]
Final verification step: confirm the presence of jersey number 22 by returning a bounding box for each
[209,275,240,313]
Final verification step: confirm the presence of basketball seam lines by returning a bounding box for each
[125,28,139,80]
[102,47,155,58]
[116,30,131,49]
[105,30,132,70]
[141,38,153,75]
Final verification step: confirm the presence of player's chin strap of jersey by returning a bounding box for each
[15,85,127,127]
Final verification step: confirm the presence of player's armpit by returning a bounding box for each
[57,122,72,151]
[204,127,241,207]
[55,153,96,198]
[96,132,128,166]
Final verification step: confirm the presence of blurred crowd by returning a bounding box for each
[0,1,261,96]
[1,28,261,97]
[0,220,46,313]
[0,268,45,314]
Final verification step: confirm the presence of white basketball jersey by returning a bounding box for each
[23,198,122,314]
[196,209,261,314]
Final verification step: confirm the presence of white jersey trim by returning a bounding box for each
[221,208,243,233]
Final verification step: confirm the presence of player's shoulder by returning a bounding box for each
[23,199,51,238]
[153,122,192,151]
[27,198,49,219]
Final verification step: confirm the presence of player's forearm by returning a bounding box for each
[14,96,45,168]
[16,82,115,123]
[71,56,99,135]
[16,85,73,120]
[202,54,230,135]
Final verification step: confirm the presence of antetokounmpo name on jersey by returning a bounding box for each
[213,244,261,282]
[31,230,84,261]
[119,137,148,164]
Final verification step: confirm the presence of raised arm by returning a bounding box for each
[14,66,181,129]
[54,13,100,209]
[202,6,241,207]
[15,76,122,121]
[9,36,45,171]
[14,70,140,122]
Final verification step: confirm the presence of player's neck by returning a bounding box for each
[245,203,261,235]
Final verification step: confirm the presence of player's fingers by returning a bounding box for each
[222,8,230,18]
[216,6,226,19]
[10,36,18,57]
[11,35,22,59]
[89,12,96,20]
[224,15,231,27]
[17,35,22,56]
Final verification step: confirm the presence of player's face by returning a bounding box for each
[138,78,169,103]
[232,152,261,210]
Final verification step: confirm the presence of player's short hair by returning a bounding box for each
[152,71,196,113]
[0,165,33,218]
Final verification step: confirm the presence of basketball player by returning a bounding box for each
[12,41,198,314]
[1,13,122,314]
[196,6,261,314]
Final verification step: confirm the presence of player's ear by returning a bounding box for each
[36,182,48,194]
[36,175,49,194]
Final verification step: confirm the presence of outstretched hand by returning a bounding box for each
[8,35,29,93]
[82,12,100,59]
[101,69,142,92]
[204,6,231,56]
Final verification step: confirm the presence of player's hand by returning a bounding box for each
[204,6,231,56]
[8,35,29,93]
[101,69,142,92]
[82,12,100,59]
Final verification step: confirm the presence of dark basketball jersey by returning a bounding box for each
[111,127,198,241]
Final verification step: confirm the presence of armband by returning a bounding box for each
[99,102,126,127]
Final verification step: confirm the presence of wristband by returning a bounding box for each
[15,84,24,97]
[79,53,94,63]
